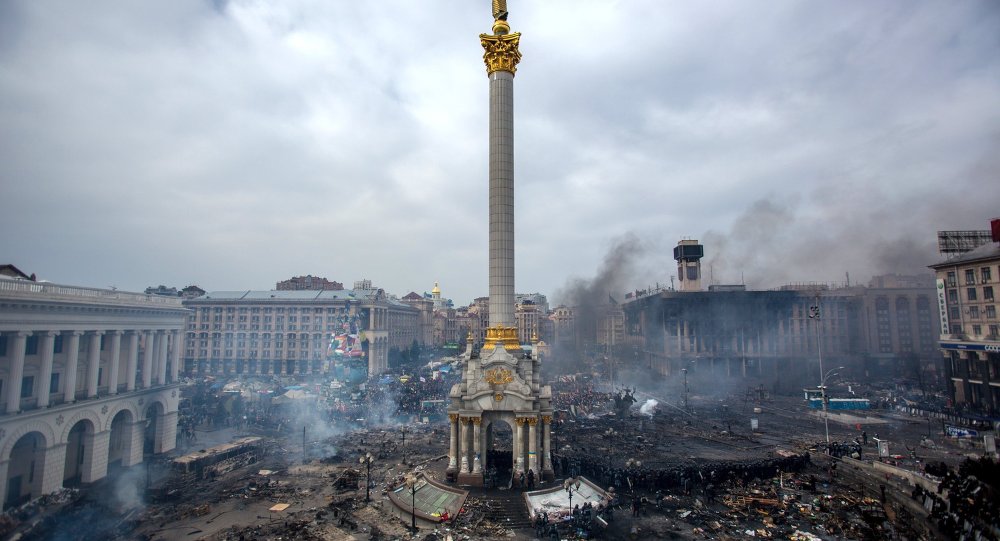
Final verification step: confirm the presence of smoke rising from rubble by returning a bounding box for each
[554,233,643,348]
[639,399,658,417]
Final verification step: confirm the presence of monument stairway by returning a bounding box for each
[467,490,532,530]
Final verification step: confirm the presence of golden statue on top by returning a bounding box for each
[492,0,508,21]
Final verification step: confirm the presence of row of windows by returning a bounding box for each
[947,266,995,286]
[199,306,340,314]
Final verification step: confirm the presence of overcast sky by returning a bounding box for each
[2,1,998,306]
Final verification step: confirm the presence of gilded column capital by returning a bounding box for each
[449,413,459,423]
[541,415,552,424]
[480,32,521,76]
[514,417,526,426]
[527,417,538,426]
[471,417,482,426]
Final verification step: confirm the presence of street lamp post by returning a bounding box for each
[820,366,845,445]
[400,425,408,466]
[359,452,374,502]
[625,458,642,495]
[681,368,689,412]
[563,477,581,520]
[405,473,419,533]
[603,428,617,473]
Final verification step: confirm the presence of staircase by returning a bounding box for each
[470,490,533,530]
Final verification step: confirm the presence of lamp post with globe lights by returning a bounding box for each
[404,473,420,533]
[359,452,374,502]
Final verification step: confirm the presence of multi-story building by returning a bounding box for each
[930,219,1000,413]
[0,276,186,509]
[623,275,936,388]
[549,306,575,347]
[515,301,541,344]
[275,275,344,291]
[181,284,418,378]
[400,292,434,346]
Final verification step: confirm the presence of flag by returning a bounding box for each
[608,293,618,305]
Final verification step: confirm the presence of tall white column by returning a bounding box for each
[63,331,82,403]
[459,417,470,473]
[5,331,29,413]
[141,330,154,388]
[487,68,516,328]
[170,330,182,382]
[542,415,553,476]
[480,21,521,329]
[157,330,169,384]
[107,331,122,395]
[126,331,139,392]
[448,414,459,471]
[527,417,538,474]
[513,417,525,473]
[37,331,57,408]
[86,331,103,398]
[472,417,482,473]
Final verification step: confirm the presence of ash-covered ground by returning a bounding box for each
[4,373,996,541]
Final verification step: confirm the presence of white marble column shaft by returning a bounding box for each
[487,69,516,327]
[107,331,122,395]
[64,331,82,403]
[141,331,154,388]
[86,331,103,398]
[6,331,29,413]
[126,331,139,392]
[37,331,57,408]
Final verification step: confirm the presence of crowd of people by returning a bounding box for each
[915,458,999,540]
[550,450,811,496]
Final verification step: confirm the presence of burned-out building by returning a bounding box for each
[624,276,937,388]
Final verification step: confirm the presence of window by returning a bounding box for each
[20,376,34,398]
[0,335,6,356]
[968,288,978,301]
[990,325,999,338]
[966,269,976,285]
[24,335,38,355]
[947,271,957,287]
[972,325,982,336]
[987,305,997,319]
[948,289,958,303]
[983,267,993,283]
[969,306,980,319]
[985,286,994,301]
[949,307,960,320]
[54,335,63,354]
[50,373,59,393]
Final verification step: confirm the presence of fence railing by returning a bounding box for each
[0,279,182,307]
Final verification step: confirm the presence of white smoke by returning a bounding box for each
[639,398,658,417]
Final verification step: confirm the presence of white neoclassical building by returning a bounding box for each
[0,277,187,509]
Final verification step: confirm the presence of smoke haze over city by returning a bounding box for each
[1,1,998,303]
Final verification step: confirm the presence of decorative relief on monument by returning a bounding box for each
[484,367,514,385]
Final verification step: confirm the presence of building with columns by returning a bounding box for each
[0,277,186,509]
